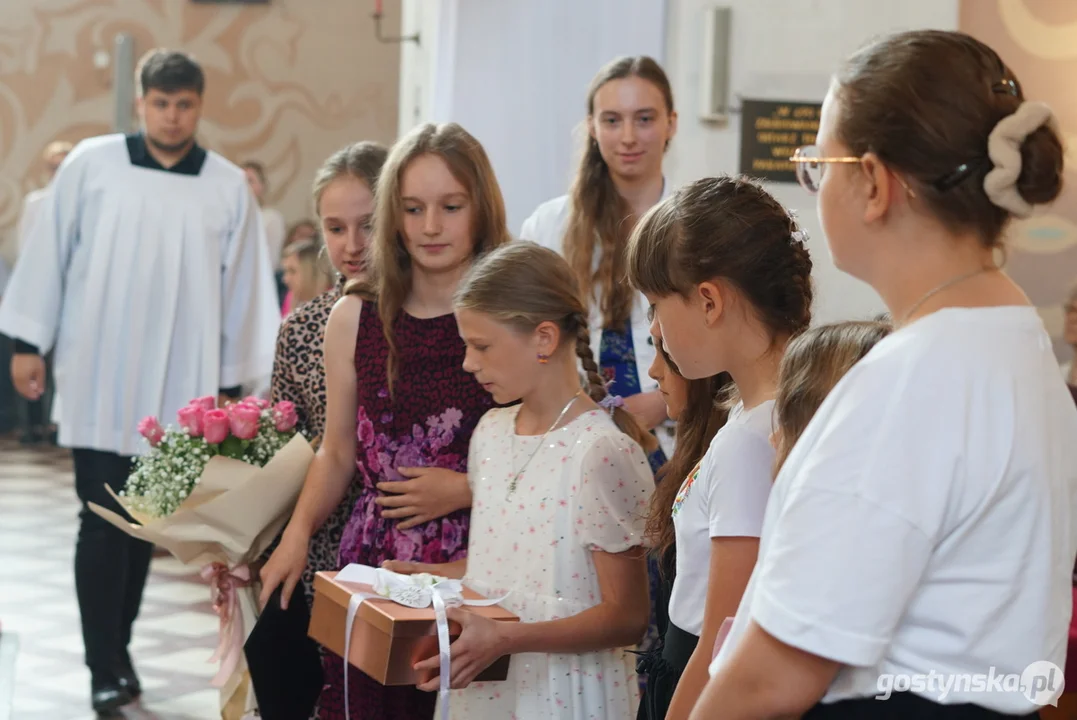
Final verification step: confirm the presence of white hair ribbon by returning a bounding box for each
[983,101,1054,218]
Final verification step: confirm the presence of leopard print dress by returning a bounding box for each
[269,276,363,608]
[268,278,363,719]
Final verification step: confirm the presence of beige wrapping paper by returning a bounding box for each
[88,433,314,719]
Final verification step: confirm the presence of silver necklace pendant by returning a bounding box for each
[506,391,582,498]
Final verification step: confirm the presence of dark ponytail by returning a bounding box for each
[627,175,814,343]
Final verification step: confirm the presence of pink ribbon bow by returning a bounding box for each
[200,562,251,688]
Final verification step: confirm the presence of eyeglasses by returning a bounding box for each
[789,145,917,198]
[789,146,860,194]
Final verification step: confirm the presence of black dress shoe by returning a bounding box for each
[18,429,42,446]
[117,672,141,699]
[116,650,142,699]
[91,682,132,714]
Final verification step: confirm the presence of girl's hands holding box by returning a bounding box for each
[414,607,512,691]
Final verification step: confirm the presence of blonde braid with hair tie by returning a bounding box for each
[574,322,607,403]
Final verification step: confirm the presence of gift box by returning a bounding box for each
[308,568,519,686]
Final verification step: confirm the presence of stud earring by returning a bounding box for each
[537,353,549,365]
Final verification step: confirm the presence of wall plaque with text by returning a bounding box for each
[739,99,821,183]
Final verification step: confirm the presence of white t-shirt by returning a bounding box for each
[667,400,775,635]
[710,307,1077,714]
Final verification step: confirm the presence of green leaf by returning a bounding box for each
[219,436,247,459]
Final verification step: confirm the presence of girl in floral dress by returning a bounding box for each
[259,122,511,720]
[392,242,656,718]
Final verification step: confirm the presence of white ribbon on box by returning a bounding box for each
[335,564,505,720]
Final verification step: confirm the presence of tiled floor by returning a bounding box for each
[0,438,221,719]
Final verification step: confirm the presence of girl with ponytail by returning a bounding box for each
[389,241,656,718]
[626,174,814,719]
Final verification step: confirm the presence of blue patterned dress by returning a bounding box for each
[598,320,668,689]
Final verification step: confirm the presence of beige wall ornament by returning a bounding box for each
[961,0,1077,359]
[0,0,401,267]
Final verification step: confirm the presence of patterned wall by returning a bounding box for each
[0,0,401,265]
[960,0,1077,359]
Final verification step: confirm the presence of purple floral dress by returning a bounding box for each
[318,303,491,720]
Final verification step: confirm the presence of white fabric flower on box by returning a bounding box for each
[371,568,464,609]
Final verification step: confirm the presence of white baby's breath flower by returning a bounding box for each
[121,417,300,518]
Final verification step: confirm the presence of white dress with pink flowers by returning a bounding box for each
[445,406,653,720]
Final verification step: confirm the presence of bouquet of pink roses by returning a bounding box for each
[88,395,314,720]
[124,395,300,517]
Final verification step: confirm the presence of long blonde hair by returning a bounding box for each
[282,239,333,306]
[564,56,674,330]
[773,321,891,473]
[455,242,657,454]
[347,123,511,392]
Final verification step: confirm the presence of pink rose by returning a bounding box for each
[229,404,261,440]
[243,396,270,410]
[191,396,217,411]
[177,405,205,437]
[203,409,231,444]
[272,401,298,432]
[137,416,165,447]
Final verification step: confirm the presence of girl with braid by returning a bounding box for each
[625,175,814,719]
[389,242,657,718]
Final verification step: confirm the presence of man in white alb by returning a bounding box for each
[0,49,279,715]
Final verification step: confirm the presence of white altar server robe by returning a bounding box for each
[0,133,280,456]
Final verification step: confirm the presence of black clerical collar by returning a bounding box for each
[126,133,207,175]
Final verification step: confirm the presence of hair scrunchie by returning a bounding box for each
[983,101,1054,218]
